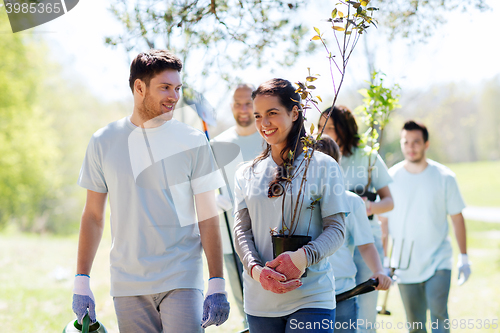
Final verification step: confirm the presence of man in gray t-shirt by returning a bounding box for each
[72,50,230,333]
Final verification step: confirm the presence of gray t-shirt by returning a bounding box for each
[78,116,225,296]
[384,159,466,283]
[234,151,350,316]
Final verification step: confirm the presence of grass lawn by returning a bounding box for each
[1,160,498,332]
[446,160,500,207]
[1,218,499,332]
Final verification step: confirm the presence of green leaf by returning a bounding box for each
[306,76,318,82]
[310,123,315,134]
[332,8,337,18]
[314,27,320,35]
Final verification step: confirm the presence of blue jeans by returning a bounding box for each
[398,270,451,333]
[353,230,384,333]
[334,297,358,333]
[247,308,336,333]
[113,288,204,333]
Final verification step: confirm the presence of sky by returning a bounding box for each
[1,0,499,127]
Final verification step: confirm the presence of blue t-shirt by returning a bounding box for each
[329,192,374,294]
[384,159,466,284]
[234,151,350,317]
[78,116,225,296]
[340,146,393,236]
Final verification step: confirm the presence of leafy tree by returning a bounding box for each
[375,0,489,41]
[105,0,489,87]
[0,17,60,230]
[105,0,313,85]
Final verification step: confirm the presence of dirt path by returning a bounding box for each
[463,206,500,223]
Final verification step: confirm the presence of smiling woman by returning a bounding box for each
[232,78,350,333]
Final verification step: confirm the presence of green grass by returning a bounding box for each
[446,160,500,207]
[1,219,499,332]
[1,160,498,332]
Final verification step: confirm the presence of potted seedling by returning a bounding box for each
[354,71,401,217]
[269,0,380,264]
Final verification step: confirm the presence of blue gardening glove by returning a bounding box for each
[201,277,230,328]
[457,254,471,286]
[72,275,96,324]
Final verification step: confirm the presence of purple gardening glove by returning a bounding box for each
[201,278,230,328]
[72,275,96,324]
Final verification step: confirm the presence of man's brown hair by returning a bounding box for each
[129,50,183,92]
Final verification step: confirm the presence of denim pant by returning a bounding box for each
[398,270,451,333]
[334,297,358,333]
[247,308,336,333]
[353,231,384,333]
[113,288,204,333]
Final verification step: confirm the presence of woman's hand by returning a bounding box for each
[265,249,308,280]
[251,265,302,294]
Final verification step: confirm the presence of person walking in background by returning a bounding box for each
[73,49,230,333]
[379,120,471,333]
[211,83,264,325]
[318,105,394,333]
[233,78,349,332]
[316,136,391,333]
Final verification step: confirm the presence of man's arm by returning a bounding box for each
[76,190,107,275]
[450,212,467,254]
[195,190,230,328]
[450,212,471,285]
[195,190,224,278]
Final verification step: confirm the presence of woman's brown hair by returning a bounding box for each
[320,105,360,157]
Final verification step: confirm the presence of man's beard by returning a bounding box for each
[236,116,253,128]
[139,92,173,125]
[407,152,425,163]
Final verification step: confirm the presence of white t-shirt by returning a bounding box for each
[78,116,225,297]
[340,146,393,236]
[328,191,374,294]
[234,151,350,317]
[384,159,466,284]
[211,127,265,253]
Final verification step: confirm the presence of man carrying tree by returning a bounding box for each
[380,120,471,333]
[72,49,230,333]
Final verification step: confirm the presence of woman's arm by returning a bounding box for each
[366,186,394,215]
[302,212,346,266]
[233,208,263,275]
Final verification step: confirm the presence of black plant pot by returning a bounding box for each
[350,188,378,220]
[271,235,312,277]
